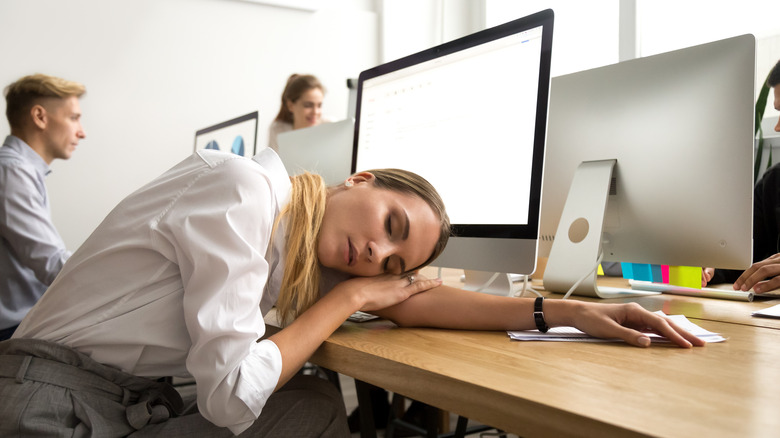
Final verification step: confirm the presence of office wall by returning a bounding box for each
[379,0,483,63]
[0,0,378,249]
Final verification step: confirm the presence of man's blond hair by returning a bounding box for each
[4,73,86,130]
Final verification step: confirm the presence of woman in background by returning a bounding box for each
[268,73,326,152]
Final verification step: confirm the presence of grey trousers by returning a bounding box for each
[0,339,349,437]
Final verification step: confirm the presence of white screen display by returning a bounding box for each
[355,26,543,225]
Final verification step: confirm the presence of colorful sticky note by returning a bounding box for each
[668,266,701,289]
[621,262,634,280]
[598,264,605,276]
[650,264,664,283]
[632,264,653,282]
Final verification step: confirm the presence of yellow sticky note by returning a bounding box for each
[597,264,605,276]
[668,266,701,289]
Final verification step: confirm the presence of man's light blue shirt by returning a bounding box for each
[0,135,71,330]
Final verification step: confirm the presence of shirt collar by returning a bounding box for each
[252,147,291,205]
[3,135,52,176]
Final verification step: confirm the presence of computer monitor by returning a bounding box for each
[346,78,358,120]
[277,119,354,186]
[539,34,755,298]
[352,10,554,295]
[194,111,258,158]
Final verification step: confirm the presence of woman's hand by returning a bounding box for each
[702,267,715,287]
[563,301,706,348]
[332,272,442,312]
[734,253,780,293]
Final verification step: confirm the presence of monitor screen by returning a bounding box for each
[539,34,755,297]
[194,111,258,158]
[277,119,354,186]
[352,10,554,294]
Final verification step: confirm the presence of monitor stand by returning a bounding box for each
[462,270,517,296]
[543,159,656,299]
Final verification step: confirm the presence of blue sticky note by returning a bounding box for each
[621,262,634,279]
[651,264,664,283]
[632,264,653,282]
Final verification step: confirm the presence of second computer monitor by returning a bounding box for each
[539,34,755,296]
[277,119,354,186]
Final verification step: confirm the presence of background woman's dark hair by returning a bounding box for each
[273,74,325,124]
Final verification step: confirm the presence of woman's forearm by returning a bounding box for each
[267,287,360,389]
[372,284,702,348]
[371,285,584,330]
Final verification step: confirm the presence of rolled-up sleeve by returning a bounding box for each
[154,156,284,434]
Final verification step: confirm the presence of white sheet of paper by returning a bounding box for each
[507,312,725,343]
[752,303,780,318]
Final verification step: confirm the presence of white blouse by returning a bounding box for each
[15,148,291,435]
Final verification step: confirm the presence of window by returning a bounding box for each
[638,0,780,56]
[638,0,780,116]
[487,0,780,112]
[485,0,619,77]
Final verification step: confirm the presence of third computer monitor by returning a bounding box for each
[539,34,755,297]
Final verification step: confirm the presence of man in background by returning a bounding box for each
[0,74,86,340]
[711,59,780,292]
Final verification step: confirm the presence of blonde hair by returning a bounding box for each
[274,172,328,326]
[5,73,86,130]
[273,169,450,326]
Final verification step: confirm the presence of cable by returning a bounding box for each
[474,272,501,293]
[514,275,543,298]
[561,250,604,300]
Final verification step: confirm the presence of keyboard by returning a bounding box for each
[629,280,754,302]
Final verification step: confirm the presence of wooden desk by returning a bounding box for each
[304,315,780,438]
[282,267,780,437]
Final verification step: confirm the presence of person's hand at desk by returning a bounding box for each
[733,253,780,294]
[702,267,715,287]
[567,301,706,347]
[371,274,706,349]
